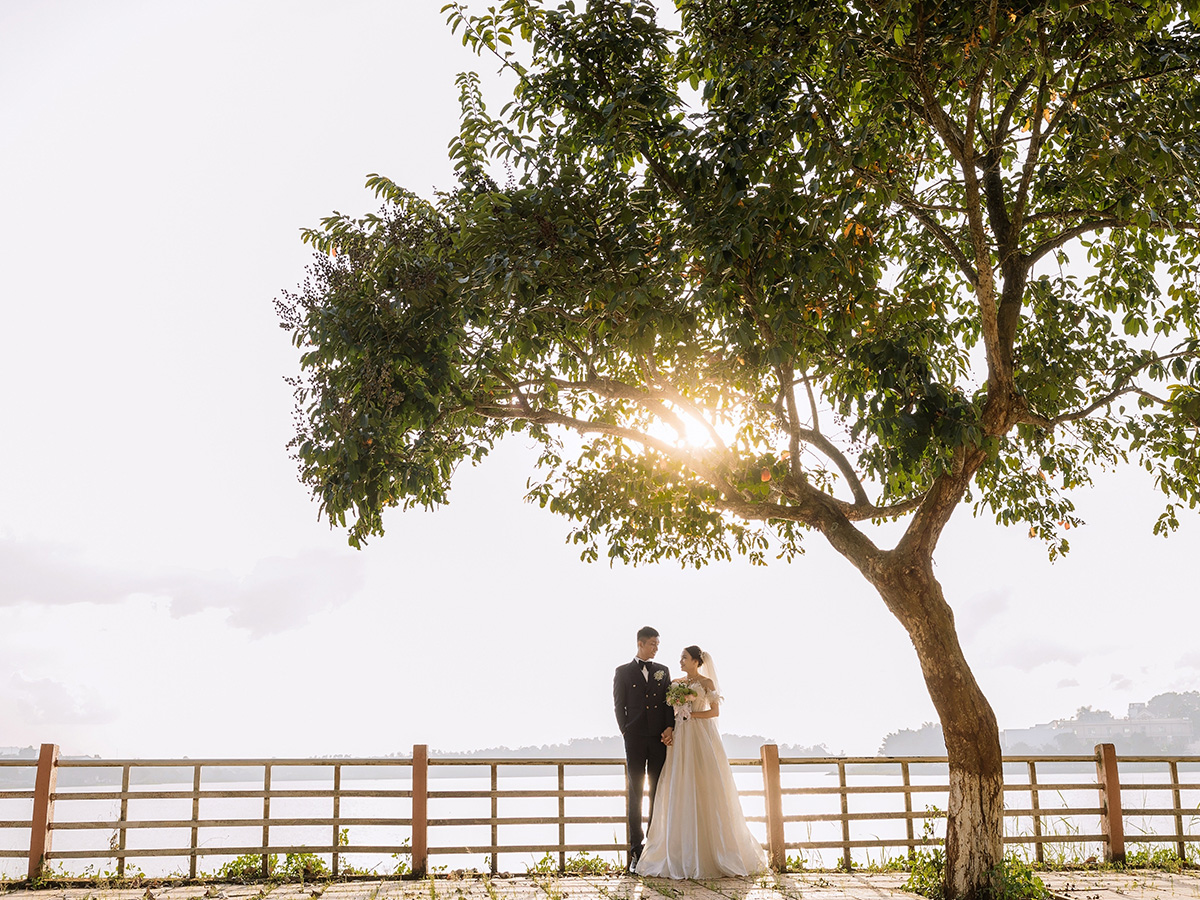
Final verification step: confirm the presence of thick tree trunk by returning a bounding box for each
[873,552,1004,900]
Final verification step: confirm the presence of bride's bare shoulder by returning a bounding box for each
[671,676,687,683]
[699,676,716,691]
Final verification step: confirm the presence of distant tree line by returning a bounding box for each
[878,692,1200,756]
[430,735,833,760]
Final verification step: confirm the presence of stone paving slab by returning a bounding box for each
[0,888,274,900]
[3,872,1199,900]
[1041,871,1200,900]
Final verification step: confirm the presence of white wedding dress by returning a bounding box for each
[635,680,768,879]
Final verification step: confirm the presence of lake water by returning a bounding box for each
[2,762,1195,878]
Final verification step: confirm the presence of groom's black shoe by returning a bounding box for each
[627,850,640,873]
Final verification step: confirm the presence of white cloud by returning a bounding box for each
[1109,673,1134,691]
[955,590,1012,642]
[0,538,139,607]
[10,673,116,725]
[980,637,1087,672]
[0,537,364,637]
[223,553,365,637]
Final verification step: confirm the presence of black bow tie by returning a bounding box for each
[636,659,651,668]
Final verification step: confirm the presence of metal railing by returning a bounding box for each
[1,743,1197,880]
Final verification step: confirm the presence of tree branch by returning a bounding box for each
[651,379,730,454]
[896,197,981,285]
[545,376,693,437]
[793,425,872,508]
[779,364,804,480]
[1065,62,1200,104]
[907,16,969,164]
[994,67,1039,144]
[489,375,927,524]
[1025,214,1126,267]
[475,402,735,490]
[1015,351,1197,426]
[1012,72,1049,237]
[895,444,988,557]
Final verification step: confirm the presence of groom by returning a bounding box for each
[613,625,674,871]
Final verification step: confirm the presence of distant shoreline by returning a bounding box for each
[0,734,829,786]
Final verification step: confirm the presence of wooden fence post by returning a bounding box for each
[1169,760,1185,861]
[490,763,498,875]
[412,745,428,877]
[760,744,786,871]
[901,761,915,858]
[27,743,59,881]
[331,763,342,877]
[189,764,201,879]
[118,763,131,878]
[261,764,272,878]
[557,762,566,873]
[1095,743,1125,864]
[837,760,852,871]
[1027,760,1044,865]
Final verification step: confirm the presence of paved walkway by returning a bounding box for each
[2,871,1200,900]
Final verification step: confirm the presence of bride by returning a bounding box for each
[635,645,768,879]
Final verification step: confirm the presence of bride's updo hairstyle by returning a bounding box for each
[683,645,703,664]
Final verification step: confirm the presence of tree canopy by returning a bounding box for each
[281,0,1200,562]
[279,1,1200,893]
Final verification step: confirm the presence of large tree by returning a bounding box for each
[278,0,1200,895]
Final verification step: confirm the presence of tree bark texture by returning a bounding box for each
[869,552,1004,900]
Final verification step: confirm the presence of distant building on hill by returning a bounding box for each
[1002,702,1194,753]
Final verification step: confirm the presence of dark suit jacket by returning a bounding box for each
[614,659,674,738]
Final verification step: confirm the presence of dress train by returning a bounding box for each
[635,683,768,879]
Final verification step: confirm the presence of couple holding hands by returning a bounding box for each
[613,626,767,879]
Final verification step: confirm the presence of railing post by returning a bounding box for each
[190,764,201,878]
[332,763,342,877]
[1094,743,1125,864]
[1027,760,1044,865]
[118,764,130,878]
[901,761,914,858]
[27,743,59,880]
[837,760,851,871]
[412,744,428,877]
[490,763,498,875]
[261,764,272,878]
[1169,760,1185,861]
[760,744,785,872]
[557,762,566,873]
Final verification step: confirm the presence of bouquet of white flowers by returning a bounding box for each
[665,682,699,720]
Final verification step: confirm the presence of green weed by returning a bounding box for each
[391,837,413,876]
[986,857,1052,900]
[278,852,330,882]
[904,812,947,900]
[216,853,277,882]
[646,880,682,898]
[564,851,622,875]
[525,852,558,875]
[905,843,1052,900]
[1123,845,1187,872]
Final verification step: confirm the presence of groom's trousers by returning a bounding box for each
[624,733,668,854]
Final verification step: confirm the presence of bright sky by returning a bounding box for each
[2,1,1197,761]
